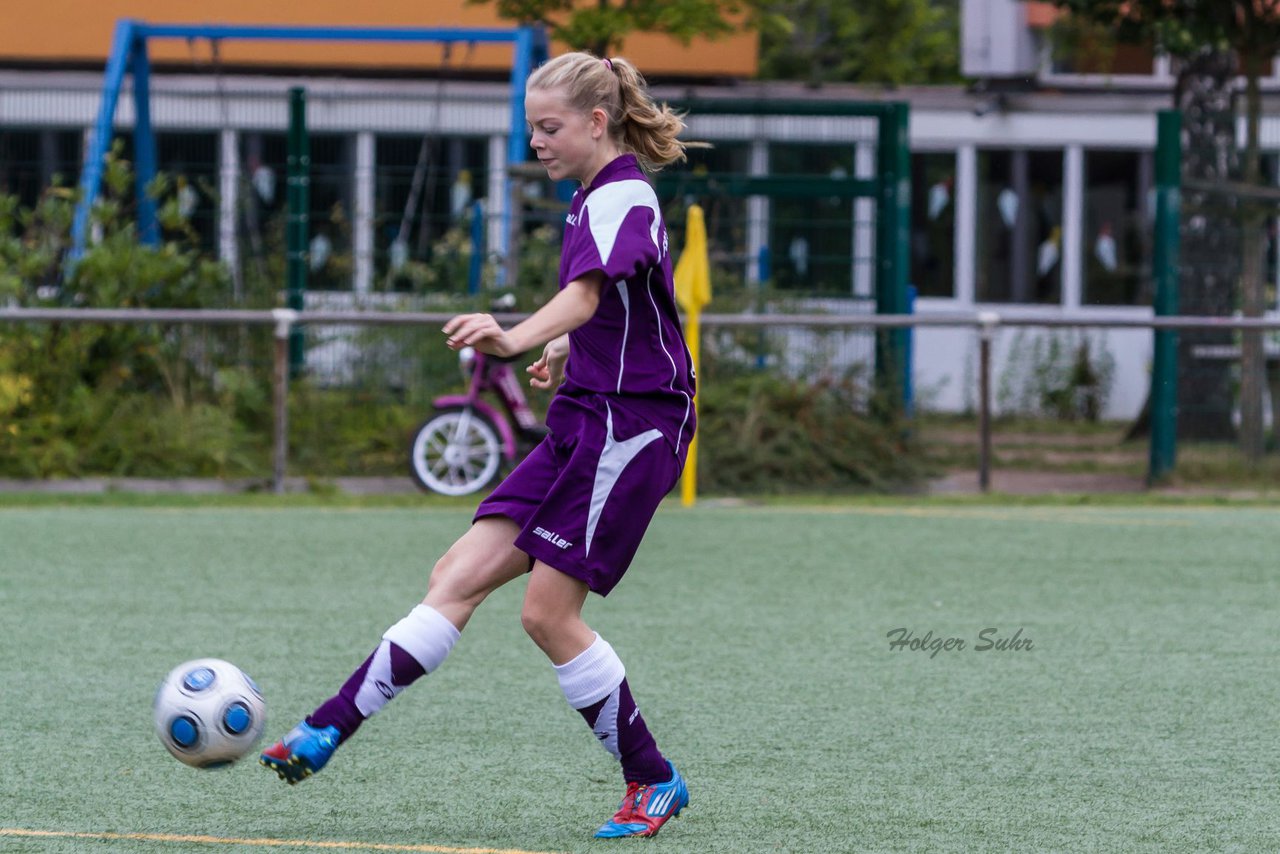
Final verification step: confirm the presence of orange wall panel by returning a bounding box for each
[1025,2,1060,29]
[0,0,757,77]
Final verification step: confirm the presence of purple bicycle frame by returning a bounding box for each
[432,351,541,463]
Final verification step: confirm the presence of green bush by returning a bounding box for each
[697,372,924,494]
[288,388,422,477]
[0,146,260,477]
[996,329,1116,422]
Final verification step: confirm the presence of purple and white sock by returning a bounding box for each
[308,604,459,741]
[554,633,670,785]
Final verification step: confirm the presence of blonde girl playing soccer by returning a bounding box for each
[262,52,697,840]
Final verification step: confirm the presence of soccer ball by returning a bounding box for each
[153,658,266,768]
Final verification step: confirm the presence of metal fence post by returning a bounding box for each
[1150,110,1182,483]
[978,311,1000,493]
[272,309,298,494]
[286,87,309,378]
[130,35,160,248]
[70,19,136,266]
[468,199,485,295]
[875,102,911,415]
[905,284,917,419]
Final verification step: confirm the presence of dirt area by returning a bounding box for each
[924,430,1128,448]
[928,470,1146,495]
[918,417,1280,498]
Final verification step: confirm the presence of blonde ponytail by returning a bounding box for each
[609,57,691,171]
[527,51,698,171]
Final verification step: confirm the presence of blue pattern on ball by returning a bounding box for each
[169,716,199,748]
[223,702,251,735]
[182,667,217,692]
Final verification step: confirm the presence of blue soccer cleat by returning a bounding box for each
[594,762,689,838]
[259,721,340,785]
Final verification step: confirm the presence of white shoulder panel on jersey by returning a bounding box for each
[583,179,661,267]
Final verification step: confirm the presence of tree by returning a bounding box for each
[470,0,750,57]
[755,0,961,86]
[1043,1,1280,457]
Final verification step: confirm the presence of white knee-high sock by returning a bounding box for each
[552,633,670,784]
[351,604,460,717]
[554,633,626,710]
[554,634,626,758]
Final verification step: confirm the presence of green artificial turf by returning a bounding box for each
[2,502,1279,852]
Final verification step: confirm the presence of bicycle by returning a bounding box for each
[409,346,547,496]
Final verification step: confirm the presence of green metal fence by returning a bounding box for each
[650,98,912,410]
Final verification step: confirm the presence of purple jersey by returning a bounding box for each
[555,154,696,454]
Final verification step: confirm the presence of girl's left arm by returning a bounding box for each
[442,274,603,358]
[527,334,569,390]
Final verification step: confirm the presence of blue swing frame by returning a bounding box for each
[71,19,548,267]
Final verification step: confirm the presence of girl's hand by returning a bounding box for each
[444,274,600,361]
[442,313,516,358]
[527,334,569,390]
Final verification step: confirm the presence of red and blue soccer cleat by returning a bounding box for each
[259,721,341,784]
[594,762,689,838]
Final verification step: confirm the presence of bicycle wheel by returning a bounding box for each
[409,408,503,496]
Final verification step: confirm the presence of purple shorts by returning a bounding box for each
[475,395,684,596]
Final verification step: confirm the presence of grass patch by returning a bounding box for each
[4,503,1280,851]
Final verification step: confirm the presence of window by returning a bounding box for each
[0,129,80,210]
[241,132,354,292]
[975,149,1064,304]
[156,132,219,254]
[1047,23,1157,76]
[1083,149,1153,306]
[375,135,488,292]
[910,152,956,298]
[769,143,856,294]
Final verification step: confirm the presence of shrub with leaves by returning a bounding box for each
[997,329,1116,422]
[696,372,923,494]
[0,145,263,477]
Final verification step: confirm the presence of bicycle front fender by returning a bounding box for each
[433,397,518,462]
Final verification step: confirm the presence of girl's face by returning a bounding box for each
[526,87,614,185]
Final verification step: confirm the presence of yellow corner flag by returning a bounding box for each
[673,205,711,507]
[674,206,712,314]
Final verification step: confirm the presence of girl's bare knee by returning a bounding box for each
[520,598,591,662]
[519,600,556,647]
